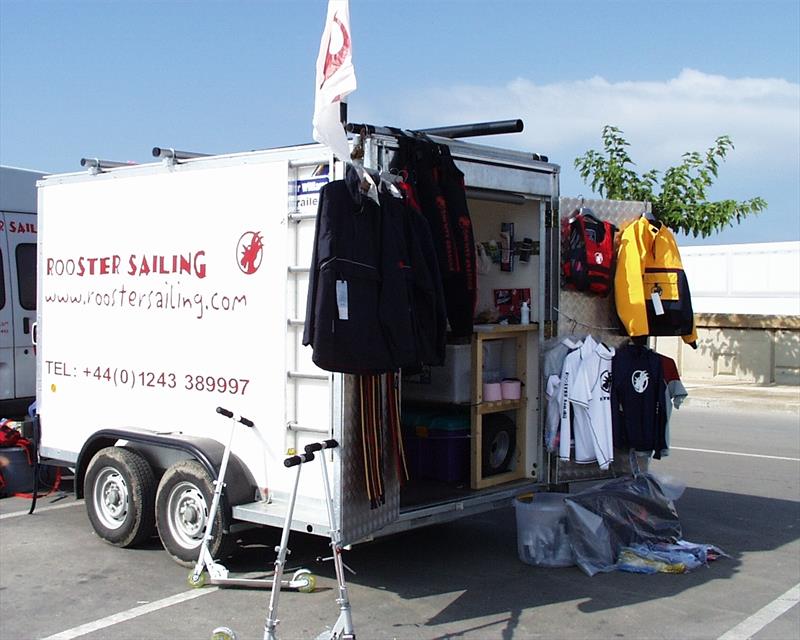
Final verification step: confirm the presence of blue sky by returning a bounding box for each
[1,0,798,245]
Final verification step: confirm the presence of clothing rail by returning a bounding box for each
[345,119,523,139]
[553,306,621,333]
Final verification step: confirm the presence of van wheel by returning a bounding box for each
[84,447,156,547]
[482,414,516,477]
[156,460,232,567]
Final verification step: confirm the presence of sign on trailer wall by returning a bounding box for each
[37,162,289,494]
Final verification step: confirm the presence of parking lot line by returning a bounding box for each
[0,499,83,520]
[717,582,800,640]
[40,587,220,640]
[670,446,800,462]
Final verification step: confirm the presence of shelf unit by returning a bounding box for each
[470,323,538,489]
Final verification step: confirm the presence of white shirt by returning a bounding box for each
[569,340,615,469]
[558,335,597,463]
[544,337,582,452]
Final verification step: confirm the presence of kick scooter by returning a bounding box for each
[305,439,355,640]
[189,406,315,593]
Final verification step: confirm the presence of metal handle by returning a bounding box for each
[304,439,339,453]
[284,452,315,468]
[216,406,255,427]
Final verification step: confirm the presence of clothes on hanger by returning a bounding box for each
[562,210,616,296]
[391,136,477,337]
[568,339,615,469]
[303,163,447,374]
[614,217,698,348]
[658,354,688,458]
[543,335,584,452]
[611,343,668,458]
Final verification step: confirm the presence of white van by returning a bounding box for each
[0,166,42,418]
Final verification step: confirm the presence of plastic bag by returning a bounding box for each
[616,540,728,574]
[564,474,682,576]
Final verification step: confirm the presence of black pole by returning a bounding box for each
[419,119,523,139]
[345,119,524,140]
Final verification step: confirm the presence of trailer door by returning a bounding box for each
[552,196,645,484]
[0,214,13,403]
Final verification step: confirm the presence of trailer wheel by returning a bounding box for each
[84,447,156,547]
[482,414,516,477]
[156,460,232,566]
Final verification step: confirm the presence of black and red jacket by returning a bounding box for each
[562,212,616,296]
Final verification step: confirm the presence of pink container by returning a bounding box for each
[501,378,522,400]
[482,382,502,402]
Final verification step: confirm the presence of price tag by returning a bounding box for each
[651,290,665,316]
[336,280,349,320]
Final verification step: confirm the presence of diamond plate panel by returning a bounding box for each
[335,374,400,545]
[553,197,647,483]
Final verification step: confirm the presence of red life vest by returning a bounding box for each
[562,213,616,296]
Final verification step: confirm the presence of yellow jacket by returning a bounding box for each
[614,217,697,347]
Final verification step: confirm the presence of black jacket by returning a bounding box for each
[303,166,445,374]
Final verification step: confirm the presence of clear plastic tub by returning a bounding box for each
[514,492,575,568]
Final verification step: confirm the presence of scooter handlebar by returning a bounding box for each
[284,452,315,468]
[216,407,254,427]
[304,439,339,454]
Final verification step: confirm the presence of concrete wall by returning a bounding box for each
[652,315,800,385]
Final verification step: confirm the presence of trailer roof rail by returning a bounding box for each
[152,147,212,165]
[79,158,133,175]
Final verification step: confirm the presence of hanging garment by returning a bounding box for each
[392,137,476,337]
[543,336,583,452]
[377,185,421,370]
[658,354,688,458]
[611,344,667,458]
[558,335,597,463]
[304,166,402,374]
[396,179,447,366]
[569,340,615,469]
[436,144,477,335]
[614,217,697,347]
[562,212,616,296]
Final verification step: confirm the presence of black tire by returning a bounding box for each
[84,446,156,547]
[155,459,233,567]
[482,414,516,477]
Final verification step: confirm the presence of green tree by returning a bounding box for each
[574,126,767,237]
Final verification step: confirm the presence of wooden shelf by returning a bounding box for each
[470,327,530,490]
[474,322,538,336]
[476,398,526,415]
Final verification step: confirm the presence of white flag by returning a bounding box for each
[313,0,356,163]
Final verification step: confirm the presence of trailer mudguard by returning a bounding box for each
[74,427,257,509]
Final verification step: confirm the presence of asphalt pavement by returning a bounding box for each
[1,388,798,640]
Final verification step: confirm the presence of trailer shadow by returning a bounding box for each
[229,485,799,636]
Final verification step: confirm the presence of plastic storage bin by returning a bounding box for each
[402,408,470,484]
[514,492,576,567]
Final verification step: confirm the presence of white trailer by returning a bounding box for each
[1,165,43,418]
[35,129,620,565]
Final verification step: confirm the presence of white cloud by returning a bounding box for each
[364,68,799,172]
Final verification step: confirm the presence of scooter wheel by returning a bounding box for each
[297,573,317,593]
[211,627,237,640]
[187,571,207,588]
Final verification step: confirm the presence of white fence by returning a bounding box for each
[682,241,800,316]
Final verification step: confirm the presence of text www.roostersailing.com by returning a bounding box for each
[44,283,247,320]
